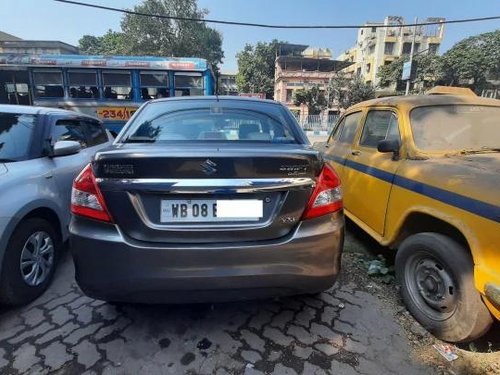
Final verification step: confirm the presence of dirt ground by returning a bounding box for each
[343,220,500,375]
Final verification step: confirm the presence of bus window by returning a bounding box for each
[140,71,169,100]
[33,70,64,98]
[0,70,31,105]
[102,71,132,100]
[174,73,204,96]
[68,70,99,99]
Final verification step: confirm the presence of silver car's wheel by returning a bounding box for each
[20,231,55,286]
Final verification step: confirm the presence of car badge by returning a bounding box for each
[200,159,217,176]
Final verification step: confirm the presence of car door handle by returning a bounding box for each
[351,150,361,156]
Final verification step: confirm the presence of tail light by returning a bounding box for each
[71,164,112,222]
[302,164,342,220]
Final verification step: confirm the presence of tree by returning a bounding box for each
[79,30,127,55]
[236,40,284,98]
[377,54,444,94]
[441,30,500,93]
[293,85,327,115]
[78,0,224,70]
[120,0,223,69]
[328,72,375,109]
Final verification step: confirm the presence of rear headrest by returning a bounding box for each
[238,123,260,139]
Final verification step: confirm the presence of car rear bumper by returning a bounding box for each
[69,211,344,303]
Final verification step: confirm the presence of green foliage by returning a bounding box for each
[376,54,444,93]
[293,85,327,115]
[236,40,284,98]
[78,0,224,70]
[79,30,127,55]
[441,30,500,92]
[376,30,500,94]
[328,72,375,109]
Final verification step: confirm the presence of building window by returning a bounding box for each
[366,64,371,73]
[68,70,99,99]
[402,42,412,55]
[33,70,64,98]
[286,89,293,103]
[103,71,132,100]
[371,27,376,33]
[368,45,375,55]
[428,43,439,55]
[140,71,169,100]
[356,67,362,76]
[384,42,395,55]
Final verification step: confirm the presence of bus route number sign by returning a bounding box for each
[97,107,138,121]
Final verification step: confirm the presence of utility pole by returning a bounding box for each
[405,17,418,96]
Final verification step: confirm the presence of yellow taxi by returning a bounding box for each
[318,94,500,343]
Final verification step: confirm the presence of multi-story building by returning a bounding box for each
[0,31,78,54]
[338,16,445,88]
[274,43,352,116]
[218,71,238,96]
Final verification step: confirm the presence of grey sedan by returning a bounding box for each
[70,97,344,304]
[0,105,112,305]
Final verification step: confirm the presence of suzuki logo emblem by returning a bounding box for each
[200,159,217,176]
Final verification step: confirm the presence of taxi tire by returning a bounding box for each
[0,218,60,306]
[396,232,493,343]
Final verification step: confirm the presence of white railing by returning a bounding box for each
[293,114,339,133]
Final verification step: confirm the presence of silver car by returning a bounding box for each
[0,105,112,305]
[70,97,344,304]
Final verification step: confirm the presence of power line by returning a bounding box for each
[54,0,500,29]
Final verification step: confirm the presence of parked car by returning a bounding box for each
[315,95,500,343]
[70,97,344,304]
[0,105,112,305]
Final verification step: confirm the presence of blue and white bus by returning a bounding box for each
[0,54,215,133]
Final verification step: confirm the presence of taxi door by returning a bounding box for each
[342,109,402,236]
[323,111,364,183]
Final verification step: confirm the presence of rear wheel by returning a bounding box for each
[0,218,60,305]
[395,232,493,343]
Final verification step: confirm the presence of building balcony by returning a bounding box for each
[276,70,334,80]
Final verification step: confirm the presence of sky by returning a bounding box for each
[1,0,499,72]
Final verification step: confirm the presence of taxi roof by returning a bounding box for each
[349,94,500,111]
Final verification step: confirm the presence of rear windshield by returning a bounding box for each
[121,101,300,143]
[410,105,500,152]
[0,112,37,162]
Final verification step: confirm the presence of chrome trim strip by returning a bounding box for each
[96,177,315,194]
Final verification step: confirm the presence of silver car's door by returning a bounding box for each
[48,116,91,226]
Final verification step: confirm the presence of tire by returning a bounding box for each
[0,218,60,306]
[395,233,493,343]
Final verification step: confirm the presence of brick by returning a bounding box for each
[12,343,41,373]
[50,305,73,326]
[64,322,103,345]
[287,325,316,345]
[262,327,293,347]
[40,341,73,369]
[270,310,295,329]
[45,292,80,310]
[8,322,54,344]
[22,307,45,327]
[73,339,101,369]
[240,330,265,352]
[241,350,262,364]
[35,322,79,345]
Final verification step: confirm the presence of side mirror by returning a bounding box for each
[377,139,400,160]
[52,140,81,157]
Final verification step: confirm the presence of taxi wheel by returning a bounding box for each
[396,232,493,343]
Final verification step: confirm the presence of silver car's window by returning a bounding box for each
[410,105,500,152]
[52,119,88,148]
[0,112,36,161]
[360,111,400,148]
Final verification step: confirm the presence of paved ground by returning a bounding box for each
[0,238,431,375]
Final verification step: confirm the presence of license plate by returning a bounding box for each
[160,199,263,223]
[96,107,137,121]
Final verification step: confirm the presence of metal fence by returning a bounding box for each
[293,114,339,133]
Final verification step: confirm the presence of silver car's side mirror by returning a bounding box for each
[52,140,81,157]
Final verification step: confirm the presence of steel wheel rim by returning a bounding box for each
[19,231,54,286]
[404,252,458,321]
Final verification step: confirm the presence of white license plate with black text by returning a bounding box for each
[160,199,263,222]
